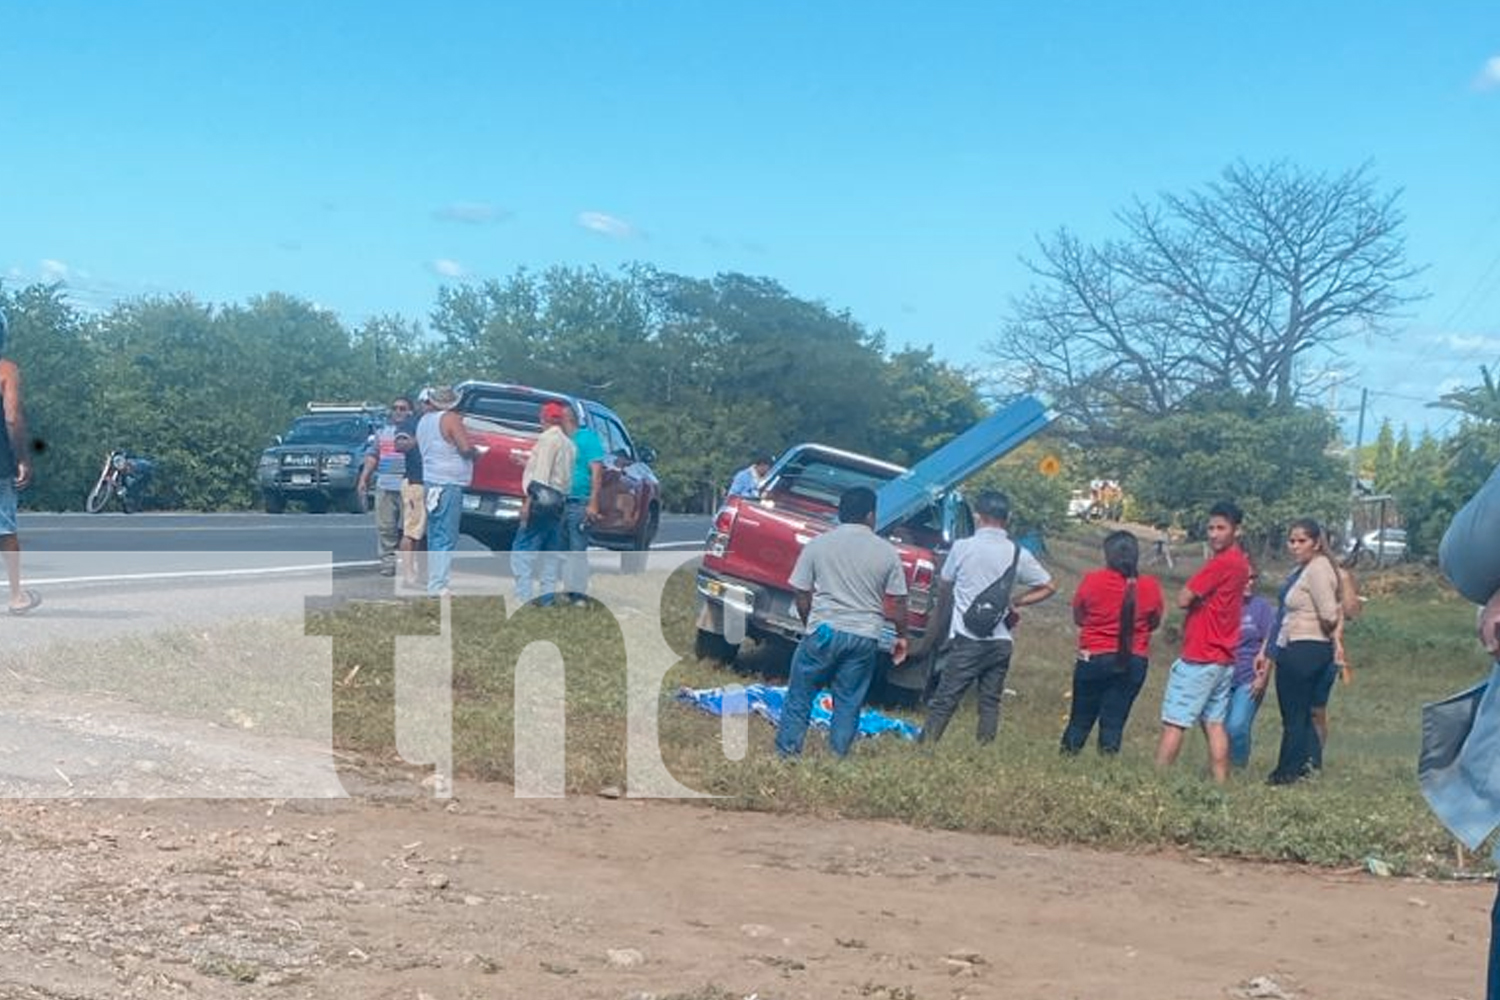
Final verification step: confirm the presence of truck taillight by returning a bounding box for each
[911,558,935,592]
[908,558,936,614]
[706,503,738,557]
[713,504,738,536]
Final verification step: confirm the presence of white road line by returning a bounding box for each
[27,524,373,533]
[24,546,705,587]
[26,561,376,587]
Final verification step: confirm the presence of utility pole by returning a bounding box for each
[1349,387,1369,499]
[1344,387,1369,551]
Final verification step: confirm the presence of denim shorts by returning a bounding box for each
[1161,658,1233,727]
[0,478,16,536]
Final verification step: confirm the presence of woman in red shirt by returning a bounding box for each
[1061,530,1166,754]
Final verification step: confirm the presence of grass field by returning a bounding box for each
[308,530,1495,876]
[15,529,1495,875]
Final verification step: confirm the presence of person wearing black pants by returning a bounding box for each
[1263,519,1345,786]
[923,636,1013,744]
[1267,640,1332,783]
[1061,653,1149,754]
[1062,531,1164,756]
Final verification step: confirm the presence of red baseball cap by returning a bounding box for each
[539,401,569,425]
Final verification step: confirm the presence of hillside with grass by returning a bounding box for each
[292,527,1497,876]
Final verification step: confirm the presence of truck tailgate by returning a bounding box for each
[464,418,534,498]
[708,499,832,592]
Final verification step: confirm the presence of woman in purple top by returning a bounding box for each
[1225,567,1275,768]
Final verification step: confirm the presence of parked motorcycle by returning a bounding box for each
[85,450,158,514]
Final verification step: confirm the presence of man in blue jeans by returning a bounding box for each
[774,486,909,758]
[559,405,604,605]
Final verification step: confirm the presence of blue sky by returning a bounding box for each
[3,1,1498,438]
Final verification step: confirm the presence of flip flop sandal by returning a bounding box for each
[8,590,41,615]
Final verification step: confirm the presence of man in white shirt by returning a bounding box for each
[727,452,773,499]
[921,490,1056,744]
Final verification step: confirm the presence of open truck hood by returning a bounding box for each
[874,394,1055,533]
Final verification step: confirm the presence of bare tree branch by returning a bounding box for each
[985,161,1425,422]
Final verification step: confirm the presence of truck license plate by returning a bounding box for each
[291,473,312,485]
[462,494,480,511]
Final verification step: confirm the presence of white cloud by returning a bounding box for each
[39,258,70,281]
[1475,55,1500,90]
[433,201,511,225]
[429,258,468,279]
[577,211,639,240]
[1441,331,1500,353]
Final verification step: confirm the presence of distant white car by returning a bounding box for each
[1355,527,1407,565]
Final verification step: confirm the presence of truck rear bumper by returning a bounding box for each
[460,490,524,522]
[695,569,915,655]
[695,569,804,645]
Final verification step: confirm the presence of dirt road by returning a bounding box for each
[0,772,1489,1000]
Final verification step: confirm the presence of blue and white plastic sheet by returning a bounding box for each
[676,683,922,741]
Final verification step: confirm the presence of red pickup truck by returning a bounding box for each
[454,380,661,571]
[694,396,1053,697]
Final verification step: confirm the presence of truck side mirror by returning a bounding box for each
[638,444,658,465]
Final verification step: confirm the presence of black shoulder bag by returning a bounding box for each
[961,543,1023,636]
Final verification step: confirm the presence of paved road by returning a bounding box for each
[0,513,714,795]
[18,511,711,562]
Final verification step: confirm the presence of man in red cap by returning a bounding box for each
[512,399,576,607]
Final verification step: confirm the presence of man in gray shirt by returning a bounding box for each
[775,486,909,758]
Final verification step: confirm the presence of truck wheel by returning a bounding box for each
[621,506,659,575]
[694,628,739,666]
[263,491,287,514]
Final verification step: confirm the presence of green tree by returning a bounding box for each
[1430,365,1500,424]
[966,438,1071,536]
[1120,391,1347,556]
[349,313,437,399]
[428,265,938,510]
[89,293,365,509]
[872,347,986,467]
[1371,418,1397,491]
[0,283,101,510]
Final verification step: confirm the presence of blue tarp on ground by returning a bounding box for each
[675,683,922,742]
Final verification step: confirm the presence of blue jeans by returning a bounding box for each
[425,485,464,595]
[775,625,878,758]
[511,511,564,606]
[1226,681,1264,768]
[0,478,16,536]
[562,500,591,597]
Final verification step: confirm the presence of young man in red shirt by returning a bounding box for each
[1155,501,1251,783]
